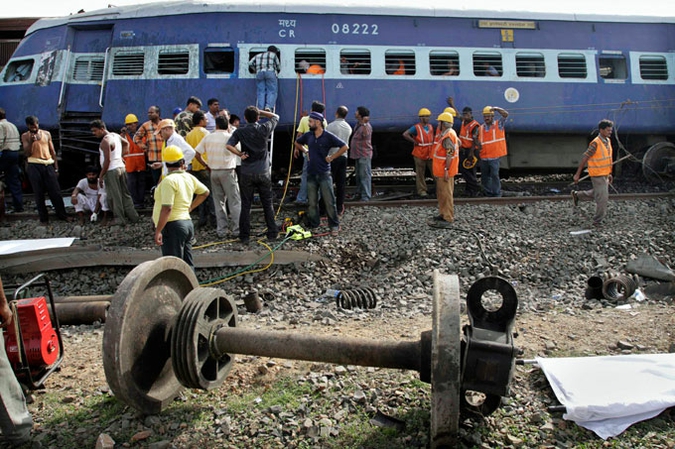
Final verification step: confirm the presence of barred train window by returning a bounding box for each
[73,57,104,81]
[473,52,503,77]
[340,49,371,75]
[430,51,459,76]
[639,55,668,80]
[516,52,545,78]
[295,48,326,74]
[598,55,627,80]
[158,51,189,75]
[3,59,33,82]
[385,50,415,76]
[558,53,587,78]
[112,52,144,76]
[204,48,234,74]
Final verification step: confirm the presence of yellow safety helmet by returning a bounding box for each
[124,113,139,124]
[482,106,494,115]
[162,145,184,163]
[418,108,432,117]
[463,156,478,169]
[443,107,457,117]
[436,112,455,123]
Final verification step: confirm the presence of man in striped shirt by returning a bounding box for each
[134,105,164,186]
[248,46,280,111]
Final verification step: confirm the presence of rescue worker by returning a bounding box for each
[120,113,147,208]
[448,97,482,197]
[402,108,435,197]
[152,145,209,269]
[431,111,459,224]
[572,119,615,227]
[478,105,509,197]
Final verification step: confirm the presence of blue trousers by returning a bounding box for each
[307,172,339,229]
[353,157,372,201]
[255,70,278,110]
[480,158,502,197]
[0,151,23,211]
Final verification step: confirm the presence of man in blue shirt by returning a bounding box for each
[294,112,348,236]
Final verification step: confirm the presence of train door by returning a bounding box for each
[59,26,113,154]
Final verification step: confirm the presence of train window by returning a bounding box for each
[73,57,105,82]
[340,49,371,75]
[473,52,502,77]
[598,55,627,80]
[158,51,190,75]
[639,55,668,80]
[430,51,459,76]
[295,49,326,74]
[3,59,33,83]
[385,50,415,76]
[516,53,545,78]
[112,52,144,76]
[204,48,234,74]
[558,53,587,78]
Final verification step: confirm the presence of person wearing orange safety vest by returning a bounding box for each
[403,108,435,197]
[431,111,459,224]
[120,113,146,209]
[478,105,509,197]
[448,97,482,197]
[572,119,614,227]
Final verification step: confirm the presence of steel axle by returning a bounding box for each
[103,256,516,448]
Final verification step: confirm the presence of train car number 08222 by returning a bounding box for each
[331,23,379,35]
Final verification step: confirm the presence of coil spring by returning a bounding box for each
[602,273,640,302]
[336,288,377,310]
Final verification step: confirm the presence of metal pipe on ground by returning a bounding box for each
[47,301,110,325]
[53,295,112,304]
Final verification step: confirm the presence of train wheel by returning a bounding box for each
[642,142,675,184]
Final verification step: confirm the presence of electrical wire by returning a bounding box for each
[199,236,292,287]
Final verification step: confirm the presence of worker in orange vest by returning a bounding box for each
[478,105,509,197]
[431,110,459,224]
[403,108,435,197]
[120,113,147,208]
[572,119,614,227]
[448,97,481,196]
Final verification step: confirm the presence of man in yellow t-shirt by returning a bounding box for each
[152,145,209,268]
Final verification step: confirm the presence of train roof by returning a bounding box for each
[26,0,675,35]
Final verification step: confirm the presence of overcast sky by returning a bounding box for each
[3,0,673,19]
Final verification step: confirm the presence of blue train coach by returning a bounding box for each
[1,0,674,178]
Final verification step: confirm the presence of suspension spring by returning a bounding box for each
[602,273,640,302]
[336,288,378,310]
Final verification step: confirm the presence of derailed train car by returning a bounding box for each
[0,0,674,179]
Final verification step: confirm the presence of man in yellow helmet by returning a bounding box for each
[402,107,435,197]
[120,113,146,208]
[430,111,459,226]
[478,105,509,197]
[152,145,210,269]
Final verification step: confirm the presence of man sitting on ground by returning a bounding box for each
[71,166,109,225]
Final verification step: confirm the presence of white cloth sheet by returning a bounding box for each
[536,353,675,439]
[0,238,76,256]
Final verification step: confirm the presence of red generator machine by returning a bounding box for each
[3,274,63,389]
